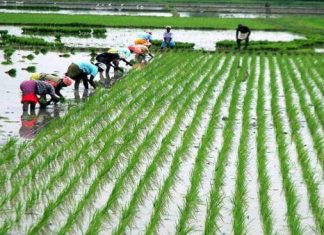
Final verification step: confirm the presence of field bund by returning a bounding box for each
[1,51,324,234]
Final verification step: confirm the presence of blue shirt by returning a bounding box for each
[75,62,98,76]
[138,33,153,41]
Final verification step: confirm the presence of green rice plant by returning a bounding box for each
[1,57,177,202]
[277,55,324,233]
[90,54,225,235]
[268,54,302,235]
[204,53,247,234]
[2,54,174,196]
[170,54,232,234]
[5,68,16,77]
[216,38,324,53]
[287,56,324,174]
[2,47,14,65]
[63,53,207,235]
[21,53,199,233]
[22,66,36,73]
[106,53,230,234]
[145,55,240,235]
[23,54,35,60]
[292,55,324,132]
[232,53,257,234]
[22,26,106,36]
[151,40,194,49]
[1,34,64,47]
[255,54,274,235]
[0,53,182,229]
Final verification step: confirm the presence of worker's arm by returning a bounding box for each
[55,86,63,98]
[47,85,60,103]
[120,58,133,66]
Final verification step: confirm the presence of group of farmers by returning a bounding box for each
[19,26,176,112]
[19,24,251,113]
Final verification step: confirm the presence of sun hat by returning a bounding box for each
[30,73,40,80]
[62,76,73,86]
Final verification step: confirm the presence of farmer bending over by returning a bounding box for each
[134,31,153,47]
[128,45,154,64]
[161,26,175,49]
[96,48,132,82]
[30,73,73,100]
[20,80,60,112]
[236,24,251,50]
[65,62,106,90]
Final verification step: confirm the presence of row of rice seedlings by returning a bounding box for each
[0,54,184,232]
[288,56,324,174]
[111,54,233,235]
[232,54,257,234]
[278,55,324,232]
[255,54,274,235]
[302,55,324,96]
[291,56,324,132]
[6,53,171,178]
[98,54,226,235]
[268,55,303,234]
[19,53,191,229]
[9,52,166,164]
[0,54,171,210]
[204,53,247,234]
[1,34,63,47]
[23,53,201,234]
[172,53,236,234]
[0,53,177,204]
[0,55,171,207]
[144,54,240,235]
[22,26,106,36]
[57,53,214,234]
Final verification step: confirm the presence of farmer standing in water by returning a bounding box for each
[236,24,251,50]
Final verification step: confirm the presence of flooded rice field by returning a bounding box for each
[0,25,305,51]
[1,52,324,234]
[0,49,130,144]
[0,8,173,17]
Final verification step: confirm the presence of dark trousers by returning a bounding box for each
[237,38,249,49]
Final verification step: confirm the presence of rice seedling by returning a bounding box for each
[64,53,207,235]
[93,53,224,234]
[1,51,324,234]
[5,68,16,77]
[277,55,324,232]
[268,55,303,235]
[23,54,35,60]
[204,53,247,234]
[232,53,257,234]
[22,66,36,72]
[22,26,106,37]
[255,54,274,235]
[4,53,196,233]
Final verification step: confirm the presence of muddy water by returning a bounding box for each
[0,25,305,51]
[0,49,107,145]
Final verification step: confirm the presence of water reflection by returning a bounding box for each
[19,107,60,139]
[73,89,94,102]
